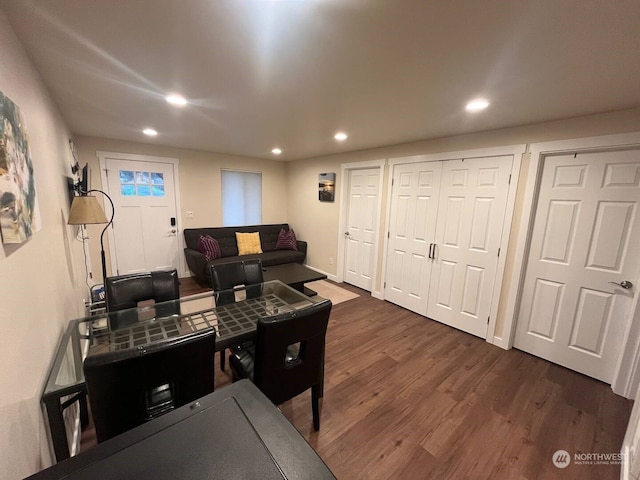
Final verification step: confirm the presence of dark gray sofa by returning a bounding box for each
[183,224,307,285]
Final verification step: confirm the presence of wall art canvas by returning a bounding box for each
[318,172,335,202]
[0,90,41,245]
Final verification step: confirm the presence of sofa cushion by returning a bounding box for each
[236,232,263,255]
[197,235,221,261]
[276,228,298,251]
[207,249,305,268]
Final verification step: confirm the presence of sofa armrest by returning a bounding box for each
[184,248,208,281]
[296,240,307,259]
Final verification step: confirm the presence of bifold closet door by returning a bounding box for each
[426,156,512,338]
[384,162,442,313]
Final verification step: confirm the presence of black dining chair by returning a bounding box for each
[209,259,264,371]
[104,269,180,330]
[83,327,216,443]
[229,299,332,431]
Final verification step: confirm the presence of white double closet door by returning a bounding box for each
[385,156,512,338]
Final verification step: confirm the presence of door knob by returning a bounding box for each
[344,231,350,237]
[609,280,633,289]
[170,229,177,234]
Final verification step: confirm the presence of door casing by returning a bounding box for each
[503,132,640,398]
[97,151,186,277]
[336,159,386,297]
[380,144,525,342]
[342,167,381,291]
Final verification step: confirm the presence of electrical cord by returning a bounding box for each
[74,224,92,292]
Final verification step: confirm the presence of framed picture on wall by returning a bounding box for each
[318,173,335,202]
[0,90,41,247]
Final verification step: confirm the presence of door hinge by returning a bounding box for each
[384,281,386,288]
[508,174,511,184]
[387,231,390,238]
[391,178,394,186]
[497,247,500,257]
[487,316,490,324]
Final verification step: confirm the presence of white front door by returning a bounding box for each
[343,168,379,291]
[427,156,512,338]
[514,149,640,382]
[102,155,180,276]
[384,161,442,312]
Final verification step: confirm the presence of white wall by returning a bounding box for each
[0,10,88,480]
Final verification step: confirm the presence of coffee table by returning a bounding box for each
[263,263,327,296]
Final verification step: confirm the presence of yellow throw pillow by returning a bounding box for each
[236,232,263,255]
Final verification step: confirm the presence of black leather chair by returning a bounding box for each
[209,259,264,370]
[229,299,332,431]
[83,327,216,443]
[105,269,180,330]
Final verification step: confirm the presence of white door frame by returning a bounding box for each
[380,144,525,342]
[96,151,186,277]
[336,159,386,298]
[502,132,640,397]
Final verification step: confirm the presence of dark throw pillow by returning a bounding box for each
[197,234,221,261]
[276,228,298,251]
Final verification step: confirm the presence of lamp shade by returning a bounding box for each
[68,195,108,225]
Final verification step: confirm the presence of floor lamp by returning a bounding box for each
[68,189,115,283]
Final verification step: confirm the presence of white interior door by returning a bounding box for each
[384,162,442,313]
[427,156,512,338]
[104,156,180,276]
[343,168,379,291]
[514,149,640,382]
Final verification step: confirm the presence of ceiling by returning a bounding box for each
[2,0,640,161]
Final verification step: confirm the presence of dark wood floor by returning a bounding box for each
[82,279,633,479]
[178,275,212,296]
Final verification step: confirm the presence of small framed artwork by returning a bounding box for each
[318,173,335,202]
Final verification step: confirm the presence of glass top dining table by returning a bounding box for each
[42,280,322,463]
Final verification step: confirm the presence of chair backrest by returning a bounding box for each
[105,269,180,329]
[210,259,263,306]
[84,327,216,443]
[253,299,332,405]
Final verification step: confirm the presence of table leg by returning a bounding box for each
[290,282,317,297]
[79,392,89,428]
[43,395,70,463]
[303,286,318,297]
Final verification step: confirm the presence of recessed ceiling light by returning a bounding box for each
[166,93,187,106]
[334,132,348,141]
[466,99,489,112]
[143,128,158,136]
[272,148,282,155]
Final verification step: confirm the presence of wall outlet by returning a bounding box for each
[329,257,334,265]
[186,211,194,219]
